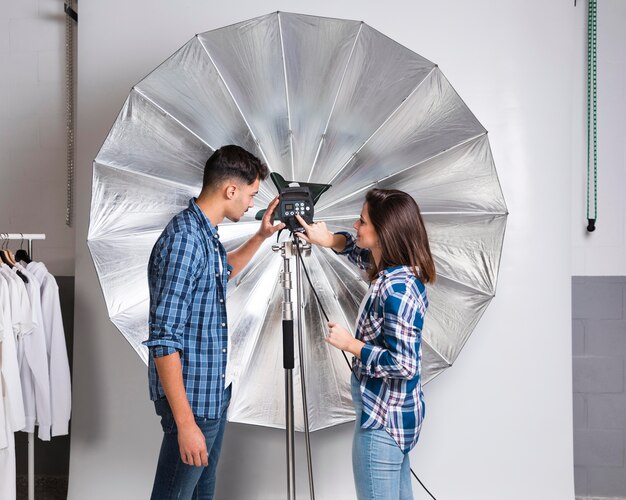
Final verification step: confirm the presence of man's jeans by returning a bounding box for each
[150,386,231,500]
[351,376,413,500]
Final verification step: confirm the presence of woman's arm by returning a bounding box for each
[295,215,370,271]
[294,215,345,250]
[360,282,426,380]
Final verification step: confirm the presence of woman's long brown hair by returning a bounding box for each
[364,189,436,284]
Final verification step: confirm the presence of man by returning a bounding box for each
[144,145,284,499]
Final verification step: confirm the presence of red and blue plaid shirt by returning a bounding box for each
[144,198,232,418]
[335,232,427,453]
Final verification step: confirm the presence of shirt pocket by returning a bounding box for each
[364,297,384,341]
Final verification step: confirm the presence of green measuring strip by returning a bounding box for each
[587,0,597,232]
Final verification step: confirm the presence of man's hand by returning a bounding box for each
[178,421,208,467]
[257,196,286,239]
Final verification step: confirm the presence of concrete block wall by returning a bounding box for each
[573,276,626,498]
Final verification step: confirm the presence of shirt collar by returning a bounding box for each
[189,198,220,240]
[378,265,414,278]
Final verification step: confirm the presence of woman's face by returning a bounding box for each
[353,203,379,249]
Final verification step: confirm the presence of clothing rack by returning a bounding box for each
[2,233,46,500]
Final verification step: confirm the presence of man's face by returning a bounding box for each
[226,177,260,222]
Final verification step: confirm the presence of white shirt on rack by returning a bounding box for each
[3,265,52,441]
[0,275,26,434]
[0,268,30,500]
[26,262,72,436]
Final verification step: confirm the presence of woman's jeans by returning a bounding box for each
[150,385,231,500]
[352,376,413,500]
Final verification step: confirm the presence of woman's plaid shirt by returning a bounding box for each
[335,232,427,453]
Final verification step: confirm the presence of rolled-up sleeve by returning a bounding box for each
[144,232,201,358]
[360,282,422,380]
[332,231,371,271]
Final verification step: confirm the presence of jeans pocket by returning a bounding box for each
[162,412,177,433]
[155,398,177,433]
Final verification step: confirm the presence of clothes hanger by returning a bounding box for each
[0,234,11,267]
[15,233,32,264]
[0,234,28,283]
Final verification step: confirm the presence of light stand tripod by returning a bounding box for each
[273,234,315,500]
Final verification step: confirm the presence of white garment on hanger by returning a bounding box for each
[0,266,34,339]
[0,272,28,500]
[8,265,52,441]
[25,262,71,436]
[0,276,26,433]
[0,418,16,500]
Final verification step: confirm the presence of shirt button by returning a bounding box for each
[215,272,219,277]
[219,299,224,303]
[222,374,225,378]
[221,322,226,327]
[222,348,227,353]
[213,234,218,239]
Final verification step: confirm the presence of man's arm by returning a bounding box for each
[227,197,284,278]
[145,232,207,466]
[154,354,208,467]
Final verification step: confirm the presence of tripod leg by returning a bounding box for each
[285,368,296,500]
[281,248,296,500]
[295,244,316,500]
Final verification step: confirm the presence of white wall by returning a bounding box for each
[0,0,75,275]
[70,1,578,499]
[572,0,626,276]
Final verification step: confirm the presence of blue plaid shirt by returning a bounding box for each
[335,232,427,453]
[144,198,233,418]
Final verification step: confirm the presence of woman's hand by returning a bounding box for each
[294,215,335,248]
[325,321,364,358]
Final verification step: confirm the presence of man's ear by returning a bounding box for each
[225,183,237,200]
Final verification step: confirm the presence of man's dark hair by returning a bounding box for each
[202,145,269,190]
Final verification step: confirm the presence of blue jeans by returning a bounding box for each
[352,376,413,500]
[150,385,231,500]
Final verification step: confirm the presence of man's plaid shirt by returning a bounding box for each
[144,198,232,418]
[335,232,427,453]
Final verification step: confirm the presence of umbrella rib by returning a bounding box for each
[109,296,148,322]
[315,210,509,222]
[308,22,364,183]
[88,227,163,242]
[306,250,360,400]
[316,131,487,213]
[327,65,438,185]
[133,88,215,151]
[227,255,279,341]
[227,241,276,292]
[277,13,295,180]
[92,159,200,192]
[311,248,366,311]
[421,335,453,368]
[196,35,274,173]
[423,293,493,370]
[432,269,495,296]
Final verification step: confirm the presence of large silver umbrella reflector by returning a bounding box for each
[88,12,507,432]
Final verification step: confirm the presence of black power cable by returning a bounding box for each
[293,239,437,500]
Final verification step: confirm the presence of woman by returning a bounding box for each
[296,188,435,500]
